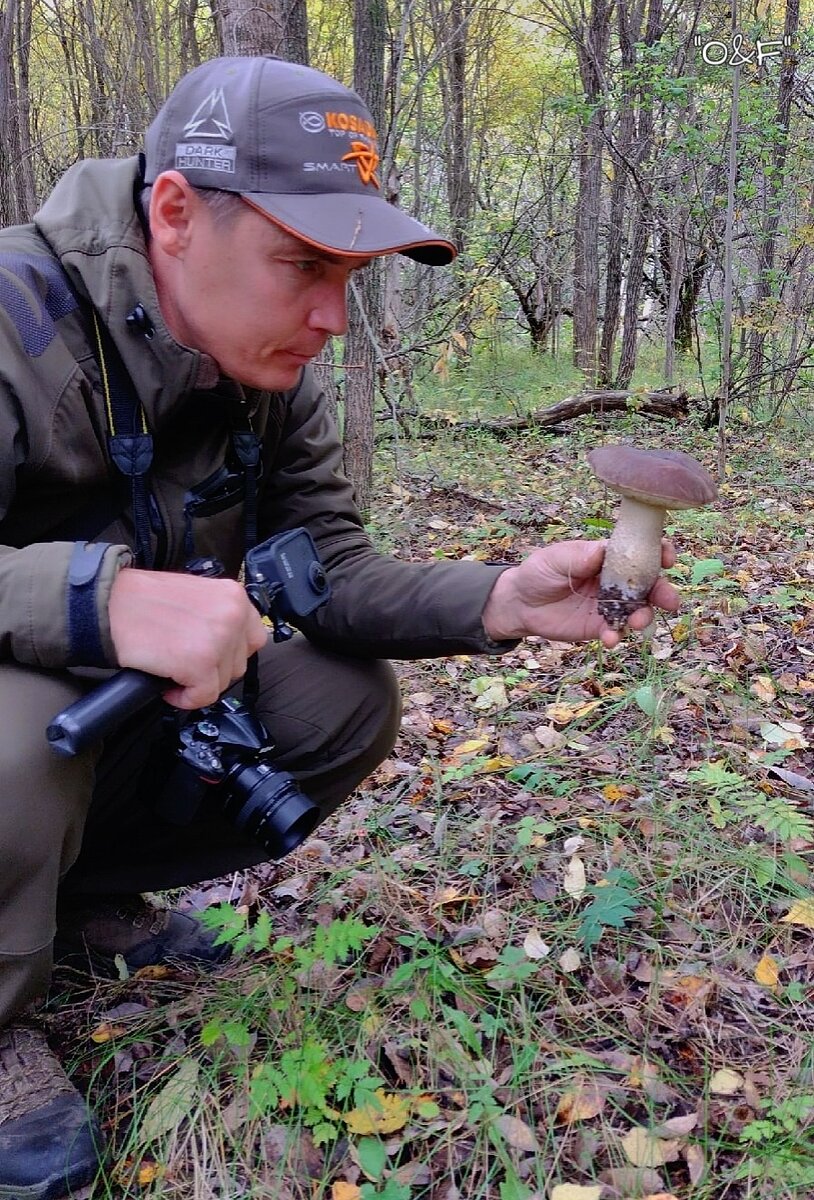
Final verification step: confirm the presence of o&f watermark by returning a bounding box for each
[693,31,793,67]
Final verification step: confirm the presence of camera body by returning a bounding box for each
[48,528,331,859]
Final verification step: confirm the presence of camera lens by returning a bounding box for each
[222,761,320,859]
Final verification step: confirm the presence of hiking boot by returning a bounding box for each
[54,894,231,975]
[0,1022,103,1200]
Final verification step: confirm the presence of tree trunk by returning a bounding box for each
[342,0,386,519]
[598,0,642,385]
[0,0,36,224]
[214,0,298,58]
[572,0,611,385]
[745,0,799,403]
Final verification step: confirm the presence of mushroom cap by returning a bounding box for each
[587,445,717,510]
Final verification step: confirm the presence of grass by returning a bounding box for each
[49,345,814,1199]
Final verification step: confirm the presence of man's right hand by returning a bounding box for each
[108,568,269,709]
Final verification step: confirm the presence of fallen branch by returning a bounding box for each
[421,389,690,435]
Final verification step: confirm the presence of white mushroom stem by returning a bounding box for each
[598,496,666,626]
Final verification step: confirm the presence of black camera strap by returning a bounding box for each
[90,310,155,568]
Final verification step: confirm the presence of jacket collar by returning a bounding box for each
[34,157,222,426]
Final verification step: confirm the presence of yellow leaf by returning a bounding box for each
[622,1126,681,1167]
[344,1089,409,1135]
[709,1068,743,1095]
[781,898,814,929]
[602,784,624,802]
[545,700,602,725]
[332,1185,362,1200]
[138,1162,164,1185]
[550,1186,602,1200]
[754,952,780,989]
[90,1022,126,1043]
[449,737,491,758]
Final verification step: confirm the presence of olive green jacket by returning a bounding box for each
[0,157,510,670]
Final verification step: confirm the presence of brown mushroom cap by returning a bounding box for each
[587,445,718,510]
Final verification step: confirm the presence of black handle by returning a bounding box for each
[47,669,169,757]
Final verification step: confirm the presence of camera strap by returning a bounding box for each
[90,310,155,568]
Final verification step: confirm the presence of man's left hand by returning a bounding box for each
[481,539,680,649]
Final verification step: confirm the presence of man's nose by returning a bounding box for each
[309,281,349,336]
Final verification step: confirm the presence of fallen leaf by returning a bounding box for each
[495,1113,539,1151]
[621,1126,682,1168]
[90,1022,127,1043]
[754,952,780,989]
[549,1185,602,1200]
[345,1089,410,1135]
[685,1141,706,1184]
[564,857,587,899]
[523,928,551,960]
[556,1077,605,1124]
[141,1059,200,1143]
[559,947,582,972]
[599,1166,665,1196]
[750,675,776,702]
[332,1184,362,1200]
[781,898,814,929]
[651,1112,698,1137]
[709,1068,743,1096]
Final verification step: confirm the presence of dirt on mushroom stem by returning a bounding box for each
[597,496,666,628]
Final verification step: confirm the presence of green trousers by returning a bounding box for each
[0,637,401,1027]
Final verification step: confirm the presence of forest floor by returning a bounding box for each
[51,410,814,1200]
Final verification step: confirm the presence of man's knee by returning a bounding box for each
[249,641,402,819]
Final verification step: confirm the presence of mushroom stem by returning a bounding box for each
[598,496,665,628]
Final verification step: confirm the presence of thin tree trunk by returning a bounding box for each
[342,0,386,518]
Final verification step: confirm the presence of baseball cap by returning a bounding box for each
[143,56,456,265]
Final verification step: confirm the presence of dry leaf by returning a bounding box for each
[345,1089,409,1135]
[141,1060,200,1143]
[549,1186,602,1200]
[685,1141,706,1185]
[556,1077,605,1124]
[332,1184,362,1200]
[621,1126,682,1168]
[754,952,780,989]
[523,928,551,960]
[781,898,814,929]
[563,857,587,899]
[651,1112,698,1137]
[90,1022,127,1043]
[750,675,776,702]
[559,947,582,972]
[709,1068,743,1096]
[495,1114,539,1151]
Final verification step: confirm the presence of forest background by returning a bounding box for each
[3,1,814,1198]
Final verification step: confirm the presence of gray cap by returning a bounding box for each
[143,55,456,265]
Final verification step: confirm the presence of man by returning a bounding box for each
[0,56,678,1195]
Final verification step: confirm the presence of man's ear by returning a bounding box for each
[149,171,200,257]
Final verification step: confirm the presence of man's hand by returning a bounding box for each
[481,539,680,649]
[109,568,269,709]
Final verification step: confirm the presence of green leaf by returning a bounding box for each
[632,684,659,717]
[357,1136,388,1181]
[578,879,641,949]
[691,557,726,585]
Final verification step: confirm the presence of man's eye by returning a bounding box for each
[294,260,320,273]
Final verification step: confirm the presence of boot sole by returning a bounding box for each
[0,1166,96,1200]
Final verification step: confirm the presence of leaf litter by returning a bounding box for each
[49,425,814,1198]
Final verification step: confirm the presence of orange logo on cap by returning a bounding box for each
[342,141,381,188]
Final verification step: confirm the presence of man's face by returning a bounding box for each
[152,186,372,391]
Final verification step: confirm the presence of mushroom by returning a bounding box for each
[587,445,718,628]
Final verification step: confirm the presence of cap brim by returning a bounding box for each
[242,192,456,265]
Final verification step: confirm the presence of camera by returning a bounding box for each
[47,528,331,859]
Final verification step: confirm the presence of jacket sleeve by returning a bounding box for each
[258,369,517,659]
[0,310,132,669]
